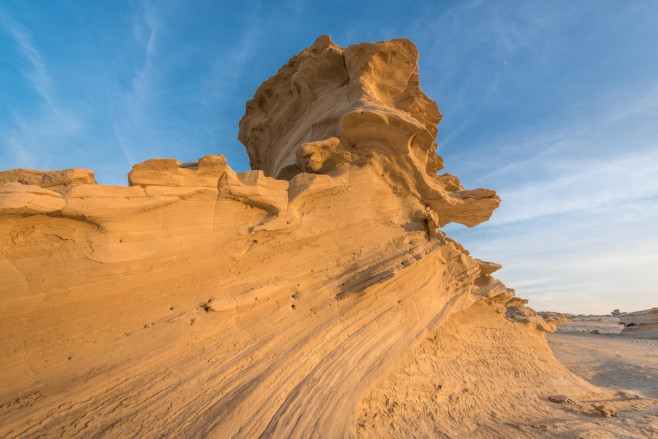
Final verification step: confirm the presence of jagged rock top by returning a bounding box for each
[239,36,441,176]
[239,35,500,227]
[0,168,96,187]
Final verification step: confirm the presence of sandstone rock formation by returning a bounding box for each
[0,168,97,188]
[238,35,499,228]
[538,310,571,325]
[620,308,658,339]
[0,36,652,438]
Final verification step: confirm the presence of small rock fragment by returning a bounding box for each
[548,395,571,404]
[593,403,617,418]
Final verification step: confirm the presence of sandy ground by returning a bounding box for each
[548,331,658,399]
[545,319,658,437]
[549,319,657,399]
[555,316,624,335]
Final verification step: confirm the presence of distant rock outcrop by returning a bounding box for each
[619,308,658,339]
[538,310,571,324]
[0,36,631,438]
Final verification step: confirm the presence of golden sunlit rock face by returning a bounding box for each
[0,37,651,438]
[238,35,500,228]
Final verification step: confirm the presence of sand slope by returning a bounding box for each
[548,331,658,437]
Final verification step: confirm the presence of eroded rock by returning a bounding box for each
[0,168,97,187]
[239,35,500,228]
[0,183,66,216]
[128,155,227,187]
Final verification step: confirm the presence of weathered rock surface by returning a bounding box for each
[0,36,648,438]
[620,308,658,339]
[239,35,500,228]
[128,155,227,187]
[0,168,97,187]
[0,183,66,216]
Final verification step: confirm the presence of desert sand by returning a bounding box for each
[0,36,656,438]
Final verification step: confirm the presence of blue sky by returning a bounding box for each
[1,0,657,314]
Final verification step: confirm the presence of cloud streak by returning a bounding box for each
[439,26,658,314]
[0,8,84,169]
[3,21,53,106]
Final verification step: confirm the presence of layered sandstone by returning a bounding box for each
[238,35,499,228]
[0,168,97,188]
[0,36,652,438]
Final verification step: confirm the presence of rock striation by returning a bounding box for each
[0,168,97,188]
[619,308,658,339]
[0,36,645,438]
[238,35,499,228]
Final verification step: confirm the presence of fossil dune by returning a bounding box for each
[1,36,656,438]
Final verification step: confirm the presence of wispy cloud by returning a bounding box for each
[439,28,658,314]
[110,0,160,166]
[448,198,658,313]
[129,1,158,105]
[492,149,658,225]
[471,80,658,226]
[202,26,261,105]
[3,20,52,106]
[0,8,83,169]
[110,0,265,170]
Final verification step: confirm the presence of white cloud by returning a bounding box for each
[492,149,658,225]
[0,10,84,169]
[4,24,52,106]
[441,64,658,314]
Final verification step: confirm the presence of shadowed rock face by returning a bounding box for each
[0,37,637,439]
[239,35,499,228]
